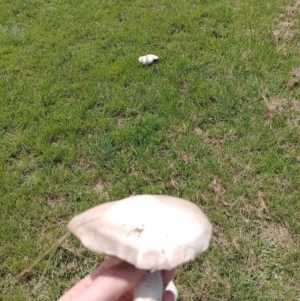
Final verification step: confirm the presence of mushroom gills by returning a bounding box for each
[134,271,163,301]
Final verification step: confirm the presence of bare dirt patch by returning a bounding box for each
[259,222,294,249]
[45,196,63,208]
[285,0,300,15]
[180,150,194,164]
[117,117,125,127]
[273,1,300,51]
[194,127,236,150]
[264,97,300,128]
[94,179,109,198]
[288,99,300,127]
[201,177,232,209]
[210,177,225,202]
[265,97,289,119]
[286,67,300,88]
[272,21,295,43]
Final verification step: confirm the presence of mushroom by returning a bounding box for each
[138,54,159,65]
[68,194,212,301]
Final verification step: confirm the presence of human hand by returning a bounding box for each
[58,257,176,301]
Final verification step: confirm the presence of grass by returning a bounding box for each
[1,0,300,300]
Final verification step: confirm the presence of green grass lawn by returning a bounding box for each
[1,0,300,300]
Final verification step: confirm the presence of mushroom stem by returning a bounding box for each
[134,270,163,301]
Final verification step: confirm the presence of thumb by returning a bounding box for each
[70,261,145,301]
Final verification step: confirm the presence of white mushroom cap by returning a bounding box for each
[138,54,159,65]
[68,195,212,270]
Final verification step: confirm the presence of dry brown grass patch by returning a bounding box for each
[212,225,232,250]
[175,259,231,301]
[272,21,295,43]
[117,117,125,127]
[199,260,232,299]
[235,192,270,223]
[285,0,300,15]
[210,177,225,201]
[273,1,300,51]
[265,97,289,119]
[94,179,109,198]
[4,273,52,301]
[230,161,252,184]
[259,222,294,250]
[286,67,300,88]
[71,157,94,172]
[288,99,300,127]
[273,176,292,193]
[201,177,230,208]
[165,124,190,142]
[264,97,300,128]
[194,127,236,150]
[180,150,194,164]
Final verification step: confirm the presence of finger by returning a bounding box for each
[58,257,123,301]
[161,269,175,288]
[164,280,178,301]
[91,257,124,279]
[162,270,177,301]
[68,261,146,301]
[163,290,177,301]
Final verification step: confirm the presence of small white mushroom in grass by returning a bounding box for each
[138,54,159,65]
[68,195,212,301]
